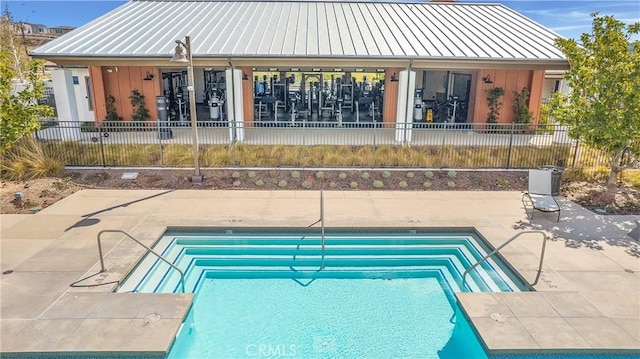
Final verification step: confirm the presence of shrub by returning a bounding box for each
[362,172,370,179]
[486,87,504,124]
[129,89,150,122]
[399,181,408,188]
[423,181,432,189]
[315,171,325,179]
[513,87,533,124]
[278,180,287,188]
[302,180,312,189]
[291,171,300,179]
[232,171,241,178]
[424,171,434,179]
[329,182,338,189]
[255,179,264,187]
[350,181,358,189]
[381,171,391,178]
[373,180,384,188]
[447,170,457,178]
[447,181,456,188]
[269,170,279,178]
[0,138,64,180]
[338,172,347,180]
[406,172,415,178]
[496,178,509,188]
[248,171,256,178]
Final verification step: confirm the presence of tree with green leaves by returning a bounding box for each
[550,14,640,187]
[0,10,53,154]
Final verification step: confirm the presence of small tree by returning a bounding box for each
[513,87,533,124]
[0,9,52,153]
[550,14,640,187]
[129,89,149,122]
[486,87,504,123]
[105,94,121,122]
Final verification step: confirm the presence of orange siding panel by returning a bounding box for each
[241,67,254,125]
[383,68,399,127]
[529,70,545,125]
[90,66,106,121]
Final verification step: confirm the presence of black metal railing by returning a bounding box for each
[35,120,612,170]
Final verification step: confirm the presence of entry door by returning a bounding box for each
[448,73,472,123]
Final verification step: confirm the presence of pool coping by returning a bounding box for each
[1,190,638,356]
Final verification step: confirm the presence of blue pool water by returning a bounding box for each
[119,231,522,358]
[168,278,486,359]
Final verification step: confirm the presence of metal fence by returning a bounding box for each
[35,120,612,169]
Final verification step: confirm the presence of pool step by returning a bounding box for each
[119,234,520,294]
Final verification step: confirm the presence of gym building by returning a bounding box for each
[32,0,568,132]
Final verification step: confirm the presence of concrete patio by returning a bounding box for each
[1,189,638,357]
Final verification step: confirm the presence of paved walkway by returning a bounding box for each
[1,189,638,356]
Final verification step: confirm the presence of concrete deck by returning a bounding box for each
[1,189,638,356]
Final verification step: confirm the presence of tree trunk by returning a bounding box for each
[607,167,619,189]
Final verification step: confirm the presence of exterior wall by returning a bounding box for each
[472,69,545,124]
[69,68,95,121]
[97,66,162,121]
[383,68,400,126]
[241,67,254,125]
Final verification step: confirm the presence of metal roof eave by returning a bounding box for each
[37,54,569,71]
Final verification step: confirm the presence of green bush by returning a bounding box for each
[269,170,279,178]
[302,180,312,189]
[248,171,256,178]
[399,181,408,188]
[338,172,347,180]
[423,181,432,189]
[316,171,325,179]
[381,171,391,178]
[447,181,456,188]
[329,182,338,189]
[448,170,457,178]
[232,171,241,178]
[255,179,264,187]
[278,180,287,188]
[350,181,358,189]
[424,171,434,179]
[291,171,300,179]
[362,172,370,179]
[373,180,384,188]
[406,172,414,178]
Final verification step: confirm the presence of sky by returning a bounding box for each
[3,0,640,40]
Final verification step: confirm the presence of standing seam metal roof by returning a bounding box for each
[31,0,566,61]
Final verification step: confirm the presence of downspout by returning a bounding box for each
[404,59,414,145]
[227,58,237,141]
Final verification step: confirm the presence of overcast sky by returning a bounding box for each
[4,0,640,40]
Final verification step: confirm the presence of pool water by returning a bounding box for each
[168,278,486,359]
[120,231,525,358]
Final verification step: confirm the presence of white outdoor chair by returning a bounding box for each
[522,169,561,222]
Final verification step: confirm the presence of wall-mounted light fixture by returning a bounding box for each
[242,72,248,80]
[391,72,398,82]
[143,71,154,81]
[482,74,493,84]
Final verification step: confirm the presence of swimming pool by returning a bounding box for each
[119,229,526,358]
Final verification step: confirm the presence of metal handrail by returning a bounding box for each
[461,230,547,292]
[320,190,325,269]
[97,229,186,293]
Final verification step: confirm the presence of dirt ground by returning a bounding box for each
[1,168,638,215]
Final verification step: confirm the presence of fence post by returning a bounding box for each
[506,123,514,169]
[98,125,107,167]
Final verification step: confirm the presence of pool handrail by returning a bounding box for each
[461,230,547,292]
[97,229,186,293]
